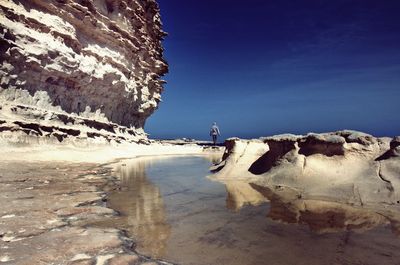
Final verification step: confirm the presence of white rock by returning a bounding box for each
[1,214,16,219]
[70,253,91,261]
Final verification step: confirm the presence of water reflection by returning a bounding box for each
[105,156,400,265]
[203,151,223,165]
[109,157,171,257]
[223,181,266,211]
[250,183,400,235]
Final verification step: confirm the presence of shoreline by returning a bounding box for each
[0,146,223,265]
[0,141,223,163]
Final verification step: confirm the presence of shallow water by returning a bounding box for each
[106,156,400,265]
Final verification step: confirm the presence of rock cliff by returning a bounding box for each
[0,0,167,145]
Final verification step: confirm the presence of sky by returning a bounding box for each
[145,0,400,140]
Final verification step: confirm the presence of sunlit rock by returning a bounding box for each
[209,138,268,181]
[0,0,167,145]
[212,130,400,211]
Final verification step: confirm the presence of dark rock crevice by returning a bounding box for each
[249,139,296,175]
[376,137,400,161]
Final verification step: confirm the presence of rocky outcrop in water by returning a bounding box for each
[210,131,400,231]
[0,0,167,145]
[211,130,400,229]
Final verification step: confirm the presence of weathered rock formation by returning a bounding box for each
[0,0,167,145]
[211,130,400,232]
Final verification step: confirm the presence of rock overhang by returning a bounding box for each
[0,0,167,144]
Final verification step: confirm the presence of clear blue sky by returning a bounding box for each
[145,0,400,140]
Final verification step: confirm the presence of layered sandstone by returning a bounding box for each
[0,0,167,145]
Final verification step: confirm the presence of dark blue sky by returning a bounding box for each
[145,0,400,140]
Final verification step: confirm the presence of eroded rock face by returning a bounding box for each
[0,0,167,144]
[210,138,269,181]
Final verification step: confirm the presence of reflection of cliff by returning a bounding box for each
[110,158,171,257]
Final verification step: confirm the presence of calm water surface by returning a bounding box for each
[106,156,400,265]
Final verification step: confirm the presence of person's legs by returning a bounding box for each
[212,135,217,145]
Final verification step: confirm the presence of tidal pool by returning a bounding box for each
[106,156,400,265]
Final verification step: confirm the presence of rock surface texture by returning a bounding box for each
[211,130,400,233]
[0,0,167,145]
[0,161,175,265]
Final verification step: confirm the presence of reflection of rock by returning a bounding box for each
[212,131,400,206]
[0,0,167,145]
[251,184,400,234]
[223,181,266,211]
[109,158,171,257]
[204,152,224,165]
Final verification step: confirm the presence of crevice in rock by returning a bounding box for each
[376,151,395,161]
[298,136,345,157]
[249,140,296,175]
[375,137,400,161]
[13,121,43,135]
[302,156,307,172]
[353,185,363,206]
[377,161,394,193]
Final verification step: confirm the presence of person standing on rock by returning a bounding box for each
[210,122,221,145]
